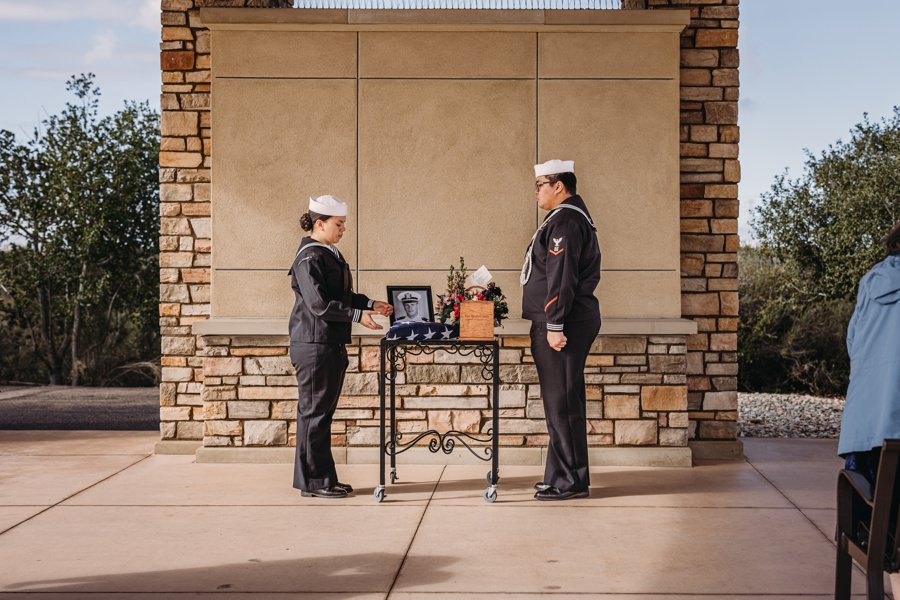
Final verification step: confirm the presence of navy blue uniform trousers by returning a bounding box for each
[290,342,348,491]
[531,318,600,492]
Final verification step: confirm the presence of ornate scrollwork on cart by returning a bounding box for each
[384,341,495,381]
[385,429,494,462]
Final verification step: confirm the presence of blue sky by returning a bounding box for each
[1,0,898,242]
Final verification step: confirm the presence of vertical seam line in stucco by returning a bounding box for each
[356,31,360,283]
[534,31,539,230]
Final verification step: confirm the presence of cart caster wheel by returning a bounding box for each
[486,471,499,485]
[374,487,385,503]
[483,487,497,503]
[390,469,398,483]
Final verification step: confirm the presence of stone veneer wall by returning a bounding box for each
[198,335,688,449]
[158,0,740,456]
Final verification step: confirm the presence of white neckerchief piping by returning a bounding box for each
[295,241,341,262]
[520,203,595,285]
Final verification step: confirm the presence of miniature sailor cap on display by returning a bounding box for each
[309,194,348,217]
[534,159,575,178]
[399,292,420,302]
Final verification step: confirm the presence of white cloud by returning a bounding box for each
[84,31,117,65]
[0,0,103,22]
[0,0,157,28]
[135,0,160,32]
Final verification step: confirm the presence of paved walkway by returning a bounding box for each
[0,432,893,598]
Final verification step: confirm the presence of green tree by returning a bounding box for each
[743,107,900,394]
[0,74,159,385]
[753,107,900,300]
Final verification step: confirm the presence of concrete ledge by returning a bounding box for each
[154,440,202,455]
[192,445,692,467]
[193,318,288,336]
[689,439,745,461]
[196,446,315,463]
[193,317,697,337]
[200,7,691,29]
[589,447,692,467]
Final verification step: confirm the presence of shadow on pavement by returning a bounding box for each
[4,552,458,596]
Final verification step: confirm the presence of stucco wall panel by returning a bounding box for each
[212,270,293,317]
[539,78,679,272]
[538,32,678,79]
[212,78,357,275]
[358,79,537,271]
[212,268,528,321]
[359,32,536,78]
[213,31,357,78]
[597,270,680,319]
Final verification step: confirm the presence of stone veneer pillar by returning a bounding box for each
[157,0,292,448]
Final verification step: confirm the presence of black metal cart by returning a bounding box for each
[375,337,500,503]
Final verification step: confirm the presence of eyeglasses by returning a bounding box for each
[535,180,554,191]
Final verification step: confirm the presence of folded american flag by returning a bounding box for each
[385,321,457,341]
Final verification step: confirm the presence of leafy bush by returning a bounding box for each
[738,246,853,395]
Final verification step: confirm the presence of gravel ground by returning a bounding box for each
[0,386,158,430]
[739,392,844,438]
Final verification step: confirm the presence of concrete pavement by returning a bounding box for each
[0,431,892,598]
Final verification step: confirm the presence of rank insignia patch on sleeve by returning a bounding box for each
[549,237,565,255]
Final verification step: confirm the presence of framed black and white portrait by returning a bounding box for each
[387,286,433,324]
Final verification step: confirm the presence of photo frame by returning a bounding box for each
[386,286,434,325]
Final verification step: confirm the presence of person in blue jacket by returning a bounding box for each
[838,221,900,482]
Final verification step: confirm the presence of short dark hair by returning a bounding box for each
[547,172,577,195]
[886,221,900,257]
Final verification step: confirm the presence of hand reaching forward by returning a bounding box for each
[360,311,383,330]
[372,301,393,317]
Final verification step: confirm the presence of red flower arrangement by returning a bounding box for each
[435,256,509,326]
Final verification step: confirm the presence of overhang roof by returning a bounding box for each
[293,0,620,8]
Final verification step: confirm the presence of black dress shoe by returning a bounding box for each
[334,481,353,494]
[300,486,348,499]
[533,482,551,492]
[534,486,589,501]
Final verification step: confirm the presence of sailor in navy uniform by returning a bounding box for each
[288,194,393,498]
[520,160,602,501]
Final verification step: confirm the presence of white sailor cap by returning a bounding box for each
[309,195,348,217]
[534,159,575,178]
[399,292,420,302]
